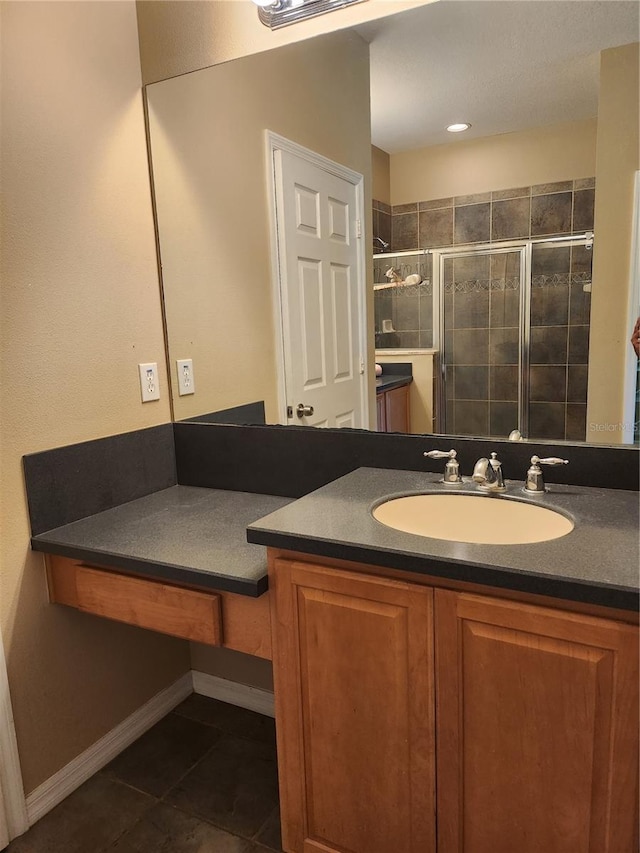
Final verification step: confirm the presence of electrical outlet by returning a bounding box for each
[138,362,160,402]
[176,358,195,396]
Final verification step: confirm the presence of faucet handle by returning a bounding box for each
[424,449,457,460]
[423,449,462,484]
[525,455,569,492]
[533,456,569,466]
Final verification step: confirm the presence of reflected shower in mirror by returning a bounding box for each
[145,0,639,445]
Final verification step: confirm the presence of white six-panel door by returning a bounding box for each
[271,138,368,429]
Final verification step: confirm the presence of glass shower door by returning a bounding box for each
[438,246,525,438]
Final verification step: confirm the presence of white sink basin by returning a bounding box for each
[372,493,574,545]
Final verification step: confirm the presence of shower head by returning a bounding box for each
[373,236,390,251]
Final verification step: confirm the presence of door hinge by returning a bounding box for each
[359,358,365,375]
[355,219,362,239]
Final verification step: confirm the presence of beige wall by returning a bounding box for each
[588,43,640,442]
[136,0,433,85]
[0,2,190,794]
[148,30,373,422]
[372,145,391,204]
[390,118,598,205]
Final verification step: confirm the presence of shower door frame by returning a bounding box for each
[431,232,594,439]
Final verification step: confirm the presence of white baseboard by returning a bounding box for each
[192,670,275,718]
[21,670,274,833]
[25,672,192,827]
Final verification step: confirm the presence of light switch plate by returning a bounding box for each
[138,363,160,402]
[176,358,195,396]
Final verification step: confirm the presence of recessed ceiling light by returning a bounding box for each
[446,123,471,133]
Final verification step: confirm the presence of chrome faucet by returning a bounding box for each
[472,452,506,491]
[423,449,462,484]
[524,455,569,493]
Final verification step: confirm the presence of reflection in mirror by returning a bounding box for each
[146,0,639,445]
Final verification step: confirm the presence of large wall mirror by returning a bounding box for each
[145,0,639,446]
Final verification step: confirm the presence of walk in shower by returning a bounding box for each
[374,232,594,442]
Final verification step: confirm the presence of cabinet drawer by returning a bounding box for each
[45,555,273,656]
[55,562,222,645]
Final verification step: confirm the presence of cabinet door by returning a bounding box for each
[435,590,639,853]
[385,384,410,432]
[271,559,435,853]
[376,393,386,431]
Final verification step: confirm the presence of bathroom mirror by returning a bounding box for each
[145,0,639,445]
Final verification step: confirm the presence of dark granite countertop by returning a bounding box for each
[247,467,640,611]
[32,485,294,597]
[375,375,413,393]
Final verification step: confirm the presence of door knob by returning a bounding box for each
[296,403,314,418]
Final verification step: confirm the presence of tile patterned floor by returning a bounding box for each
[6,695,283,853]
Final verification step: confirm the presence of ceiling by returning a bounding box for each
[355,0,639,153]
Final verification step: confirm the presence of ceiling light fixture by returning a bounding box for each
[252,0,367,30]
[446,123,471,133]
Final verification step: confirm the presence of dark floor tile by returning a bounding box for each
[102,711,221,798]
[253,807,283,852]
[5,776,154,853]
[173,695,277,746]
[165,735,279,839]
[111,802,254,853]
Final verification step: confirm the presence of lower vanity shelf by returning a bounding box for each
[46,555,272,659]
[268,552,639,853]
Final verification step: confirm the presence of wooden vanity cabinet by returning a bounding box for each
[436,590,639,853]
[270,558,435,853]
[376,382,410,433]
[46,555,273,659]
[269,555,639,853]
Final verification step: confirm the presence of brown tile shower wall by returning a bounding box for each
[389,178,595,251]
[372,198,392,249]
[374,179,595,442]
